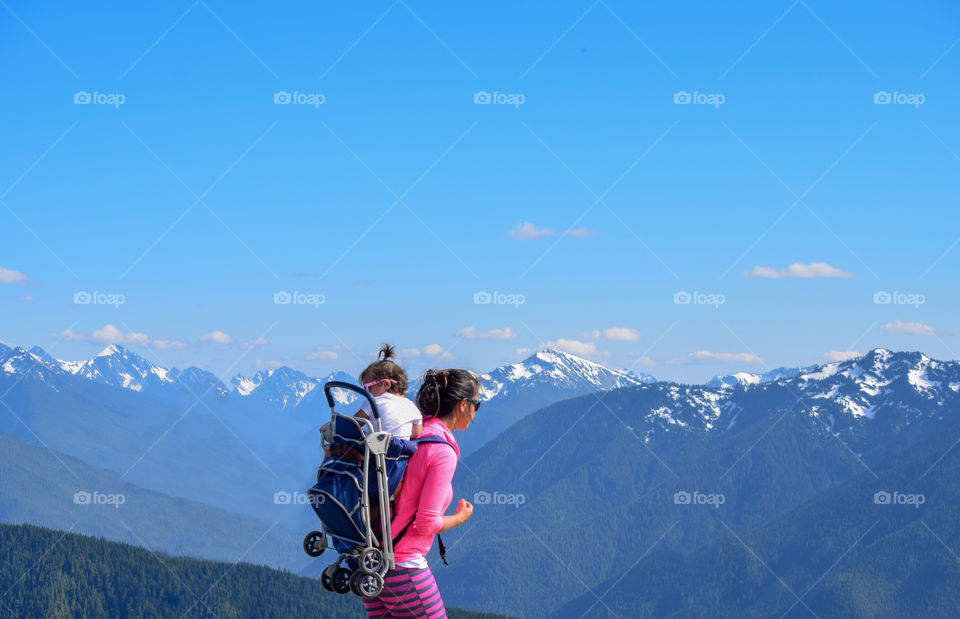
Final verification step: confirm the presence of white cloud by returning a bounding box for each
[306,343,355,361]
[256,359,284,369]
[545,338,610,358]
[633,354,656,367]
[563,227,597,238]
[200,330,233,346]
[422,344,454,360]
[823,350,861,362]
[741,262,855,279]
[91,324,149,346]
[18,295,35,302]
[306,348,338,361]
[53,329,90,343]
[670,350,764,364]
[508,222,555,241]
[456,326,517,340]
[242,337,268,351]
[399,345,454,360]
[0,267,30,286]
[582,327,641,341]
[52,324,184,349]
[881,320,935,336]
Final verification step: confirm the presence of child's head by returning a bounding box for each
[359,344,408,396]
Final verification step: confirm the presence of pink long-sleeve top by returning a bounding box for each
[392,416,460,563]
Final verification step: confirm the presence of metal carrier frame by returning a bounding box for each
[302,380,396,598]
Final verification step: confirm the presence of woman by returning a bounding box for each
[363,368,479,618]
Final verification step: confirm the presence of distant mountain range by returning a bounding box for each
[706,365,816,388]
[0,341,659,571]
[434,348,960,617]
[4,341,960,616]
[0,342,656,456]
[0,341,357,409]
[457,349,655,454]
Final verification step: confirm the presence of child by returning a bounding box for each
[355,344,422,439]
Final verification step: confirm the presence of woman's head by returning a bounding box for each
[359,344,408,396]
[416,368,480,430]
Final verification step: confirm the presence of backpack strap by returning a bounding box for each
[392,435,457,565]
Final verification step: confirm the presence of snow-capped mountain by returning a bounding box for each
[0,346,67,383]
[705,371,762,389]
[5,341,957,456]
[229,367,356,409]
[65,344,177,393]
[795,348,958,421]
[451,348,658,455]
[479,348,654,401]
[0,343,364,411]
[616,349,960,450]
[706,365,815,389]
[0,343,657,421]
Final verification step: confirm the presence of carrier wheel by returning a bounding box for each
[359,548,384,574]
[321,565,336,592]
[350,570,384,598]
[332,567,352,594]
[303,531,326,557]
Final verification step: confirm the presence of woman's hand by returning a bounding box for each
[439,499,474,533]
[454,498,473,524]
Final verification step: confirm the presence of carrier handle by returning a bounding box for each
[323,380,380,420]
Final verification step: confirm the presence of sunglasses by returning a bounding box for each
[363,378,397,389]
[466,398,481,410]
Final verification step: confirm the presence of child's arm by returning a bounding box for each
[409,422,422,438]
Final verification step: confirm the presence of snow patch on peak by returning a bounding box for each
[707,372,761,389]
[231,375,260,397]
[96,344,122,357]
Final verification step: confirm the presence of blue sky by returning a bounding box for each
[1,0,958,382]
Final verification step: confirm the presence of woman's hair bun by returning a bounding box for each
[416,368,477,420]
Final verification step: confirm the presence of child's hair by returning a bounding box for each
[417,368,479,420]
[359,344,408,395]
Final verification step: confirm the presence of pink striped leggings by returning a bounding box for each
[363,565,446,618]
